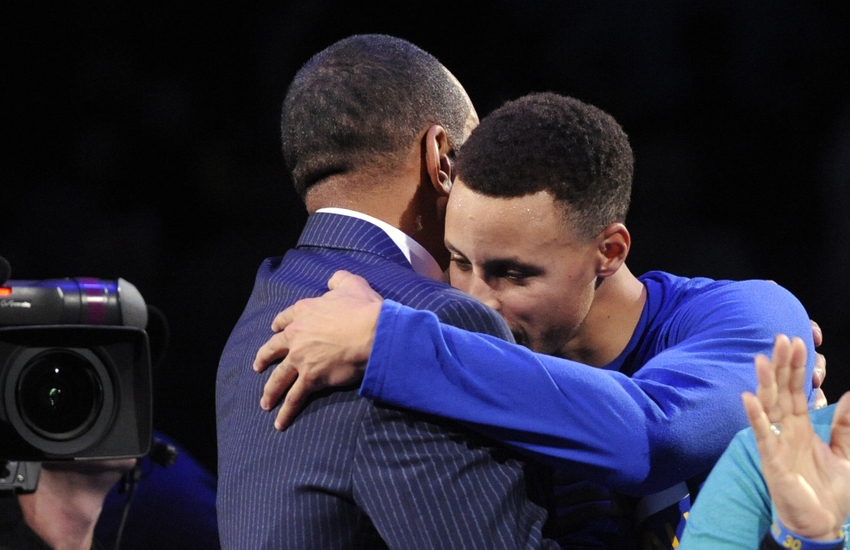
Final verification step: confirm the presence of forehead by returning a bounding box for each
[446,180,575,257]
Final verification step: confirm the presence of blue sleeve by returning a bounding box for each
[678,429,771,549]
[360,281,815,496]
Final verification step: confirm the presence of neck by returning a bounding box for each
[561,264,646,367]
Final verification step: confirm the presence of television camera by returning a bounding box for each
[0,256,152,493]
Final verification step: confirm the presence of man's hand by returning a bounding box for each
[811,320,828,409]
[742,335,850,541]
[253,270,384,430]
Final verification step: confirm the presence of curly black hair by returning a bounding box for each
[281,35,473,198]
[455,92,633,238]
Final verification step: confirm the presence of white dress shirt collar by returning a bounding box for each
[316,207,445,282]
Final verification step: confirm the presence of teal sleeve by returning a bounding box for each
[679,429,772,548]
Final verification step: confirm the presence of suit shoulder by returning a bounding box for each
[425,286,513,341]
[356,266,513,341]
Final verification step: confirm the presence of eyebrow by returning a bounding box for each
[481,258,544,274]
[444,240,463,256]
[446,240,541,268]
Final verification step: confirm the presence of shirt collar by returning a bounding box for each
[316,207,445,282]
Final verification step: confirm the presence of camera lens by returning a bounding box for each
[16,350,103,440]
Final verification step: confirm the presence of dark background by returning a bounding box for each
[5,1,849,474]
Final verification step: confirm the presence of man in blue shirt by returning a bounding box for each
[255,92,818,546]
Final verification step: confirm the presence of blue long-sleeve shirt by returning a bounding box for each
[360,271,815,497]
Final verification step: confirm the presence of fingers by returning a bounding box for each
[810,321,827,400]
[787,337,809,415]
[270,303,298,333]
[328,270,383,302]
[755,351,780,421]
[328,269,357,290]
[830,392,850,461]
[760,335,809,420]
[771,335,794,414]
[772,335,809,417]
[254,331,290,372]
[260,359,299,411]
[253,272,382,431]
[813,389,829,410]
[743,391,778,457]
[274,376,317,431]
[753,334,812,428]
[813,350,826,389]
[810,319,823,348]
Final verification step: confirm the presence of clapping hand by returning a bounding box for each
[742,335,850,541]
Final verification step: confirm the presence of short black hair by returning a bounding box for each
[455,92,633,238]
[281,34,473,198]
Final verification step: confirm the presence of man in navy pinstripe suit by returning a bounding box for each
[215,35,556,548]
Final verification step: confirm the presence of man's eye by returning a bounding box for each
[484,261,539,284]
[450,257,471,270]
[502,270,532,285]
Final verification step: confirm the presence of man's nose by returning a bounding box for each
[467,276,500,311]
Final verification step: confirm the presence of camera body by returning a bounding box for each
[0,277,153,461]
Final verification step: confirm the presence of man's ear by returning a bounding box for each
[596,222,630,278]
[424,124,453,197]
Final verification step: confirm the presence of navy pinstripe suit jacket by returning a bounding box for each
[216,212,555,549]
